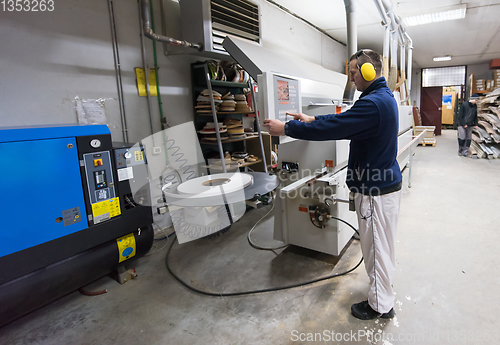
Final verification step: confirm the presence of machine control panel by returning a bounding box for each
[114,146,145,168]
[83,151,115,202]
[83,151,120,224]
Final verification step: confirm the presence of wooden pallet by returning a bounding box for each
[418,141,436,147]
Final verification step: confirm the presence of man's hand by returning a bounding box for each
[464,125,468,128]
[263,119,285,136]
[287,112,315,123]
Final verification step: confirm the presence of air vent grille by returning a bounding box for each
[210,0,260,43]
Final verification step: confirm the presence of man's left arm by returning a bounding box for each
[263,119,286,136]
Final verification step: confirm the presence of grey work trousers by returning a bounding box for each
[457,126,473,140]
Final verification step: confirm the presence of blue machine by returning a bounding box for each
[0,124,153,327]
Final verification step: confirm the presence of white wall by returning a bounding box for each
[0,0,346,141]
[0,0,202,143]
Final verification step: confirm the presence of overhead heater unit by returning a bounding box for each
[179,0,260,58]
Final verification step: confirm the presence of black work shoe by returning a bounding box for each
[351,301,395,320]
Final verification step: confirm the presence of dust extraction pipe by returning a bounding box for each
[374,0,413,100]
[374,0,390,80]
[342,0,358,104]
[386,9,399,91]
[141,0,203,51]
[382,25,390,80]
[394,14,406,90]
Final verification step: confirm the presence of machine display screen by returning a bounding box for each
[273,75,299,122]
[94,170,107,189]
[277,80,289,101]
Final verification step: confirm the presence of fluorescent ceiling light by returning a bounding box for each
[403,4,466,27]
[433,56,452,62]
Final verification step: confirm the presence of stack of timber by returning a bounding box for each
[472,88,500,159]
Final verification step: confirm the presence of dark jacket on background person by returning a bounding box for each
[457,101,478,127]
[284,77,402,196]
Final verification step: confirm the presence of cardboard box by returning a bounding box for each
[475,79,485,92]
[494,70,500,86]
[476,79,485,89]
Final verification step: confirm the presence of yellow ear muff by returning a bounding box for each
[360,62,376,81]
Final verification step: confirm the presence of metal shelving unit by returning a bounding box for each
[192,62,267,173]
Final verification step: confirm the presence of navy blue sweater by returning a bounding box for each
[285,77,402,195]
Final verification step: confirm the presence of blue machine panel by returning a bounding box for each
[0,137,89,257]
[0,124,110,143]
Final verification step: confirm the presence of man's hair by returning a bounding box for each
[350,49,382,75]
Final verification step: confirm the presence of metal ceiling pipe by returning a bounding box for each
[374,0,389,25]
[392,14,406,43]
[107,0,129,142]
[374,0,391,80]
[395,41,406,91]
[140,0,203,51]
[394,15,406,96]
[138,0,156,138]
[394,14,412,103]
[375,0,404,91]
[342,0,358,104]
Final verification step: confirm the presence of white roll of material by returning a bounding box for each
[176,173,253,198]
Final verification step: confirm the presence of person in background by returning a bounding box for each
[264,49,401,320]
[457,93,479,157]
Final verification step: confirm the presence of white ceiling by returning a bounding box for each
[271,0,500,69]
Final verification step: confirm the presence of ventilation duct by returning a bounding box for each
[342,0,357,104]
[179,0,260,58]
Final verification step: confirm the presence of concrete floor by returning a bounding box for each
[1,129,499,345]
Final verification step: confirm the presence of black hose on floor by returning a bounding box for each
[165,218,363,297]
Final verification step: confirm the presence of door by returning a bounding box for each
[420,86,442,135]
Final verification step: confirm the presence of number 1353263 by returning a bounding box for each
[2,0,55,12]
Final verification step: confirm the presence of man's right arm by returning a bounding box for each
[286,112,316,123]
[284,98,380,141]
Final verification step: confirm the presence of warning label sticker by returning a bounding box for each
[91,197,121,224]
